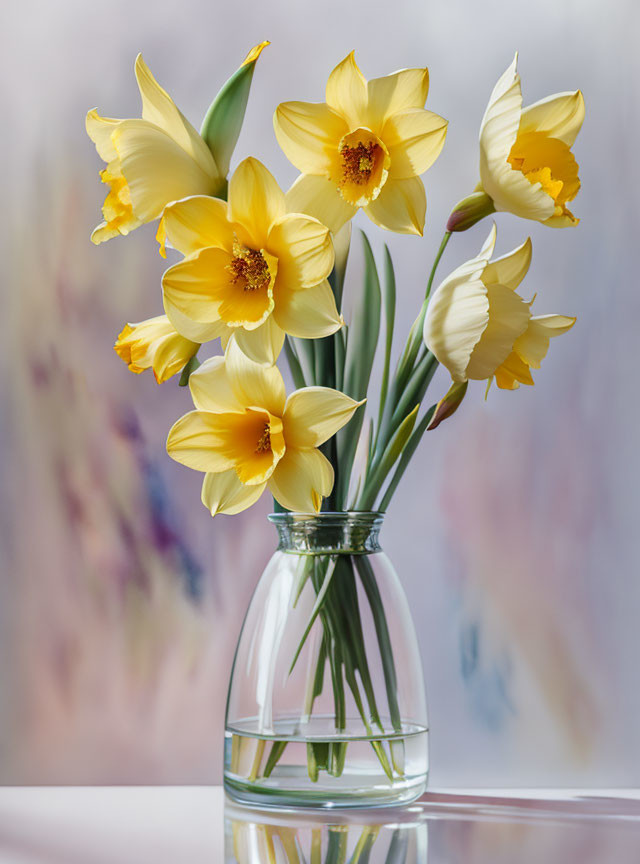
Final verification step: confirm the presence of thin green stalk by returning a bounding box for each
[394,231,451,392]
[377,245,396,433]
[284,337,306,389]
[379,405,436,511]
[388,351,437,430]
[354,555,401,732]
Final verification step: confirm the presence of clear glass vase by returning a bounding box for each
[224,512,428,809]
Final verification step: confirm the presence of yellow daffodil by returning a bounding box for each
[478,55,585,227]
[86,54,223,244]
[274,52,447,235]
[160,157,342,366]
[166,342,363,515]
[114,315,199,382]
[424,225,575,390]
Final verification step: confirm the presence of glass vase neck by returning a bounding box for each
[268,512,384,555]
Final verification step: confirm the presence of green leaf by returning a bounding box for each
[377,245,396,432]
[335,231,381,507]
[200,41,269,179]
[284,336,306,389]
[288,557,337,675]
[357,405,419,510]
[379,405,435,511]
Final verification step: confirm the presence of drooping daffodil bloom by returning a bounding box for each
[161,157,342,366]
[114,315,199,383]
[274,52,448,235]
[86,54,224,244]
[478,55,585,227]
[424,224,575,390]
[166,342,363,515]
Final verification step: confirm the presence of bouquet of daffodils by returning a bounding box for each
[88,44,583,784]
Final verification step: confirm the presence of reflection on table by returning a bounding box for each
[225,790,640,864]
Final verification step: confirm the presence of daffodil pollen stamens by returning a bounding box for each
[228,241,271,292]
[255,423,272,454]
[341,141,379,186]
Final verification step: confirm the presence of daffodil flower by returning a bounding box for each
[424,224,575,390]
[86,54,223,244]
[166,342,363,515]
[478,55,585,227]
[274,52,448,235]
[160,157,342,366]
[114,315,199,383]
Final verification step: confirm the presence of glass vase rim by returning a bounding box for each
[268,511,385,554]
[268,510,386,523]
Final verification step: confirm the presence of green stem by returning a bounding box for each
[178,354,200,387]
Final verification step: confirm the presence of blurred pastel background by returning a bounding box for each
[1,0,638,787]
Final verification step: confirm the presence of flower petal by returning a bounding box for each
[86,109,120,162]
[228,157,286,248]
[162,247,232,322]
[273,279,343,339]
[134,54,219,180]
[283,387,362,449]
[513,314,575,369]
[112,120,220,223]
[268,448,334,513]
[424,278,489,382]
[286,174,356,235]
[232,317,286,366]
[494,351,534,389]
[188,356,245,412]
[363,176,425,235]
[383,108,447,179]
[201,471,265,516]
[482,237,532,290]
[466,283,531,380]
[479,56,554,221]
[162,195,234,256]
[519,90,585,147]
[325,52,368,127]
[225,338,286,415]
[274,101,347,174]
[166,410,237,473]
[268,214,334,289]
[367,68,430,131]
[164,295,228,343]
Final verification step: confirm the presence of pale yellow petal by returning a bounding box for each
[232,317,286,366]
[466,283,531,380]
[363,176,425,235]
[424,278,489,382]
[283,387,362,449]
[325,52,368,127]
[273,279,343,339]
[274,101,347,174]
[228,157,286,248]
[366,68,429,131]
[163,295,228,343]
[162,247,231,322]
[201,471,265,516]
[513,314,575,369]
[519,90,585,147]
[112,120,220,222]
[166,410,236,473]
[482,237,532,290]
[86,109,120,162]
[188,356,245,412]
[225,338,286,415]
[134,54,219,180]
[267,448,334,513]
[285,174,356,235]
[479,56,554,221]
[162,195,234,256]
[383,109,447,179]
[268,214,334,289]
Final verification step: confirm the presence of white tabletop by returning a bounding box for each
[0,787,639,863]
